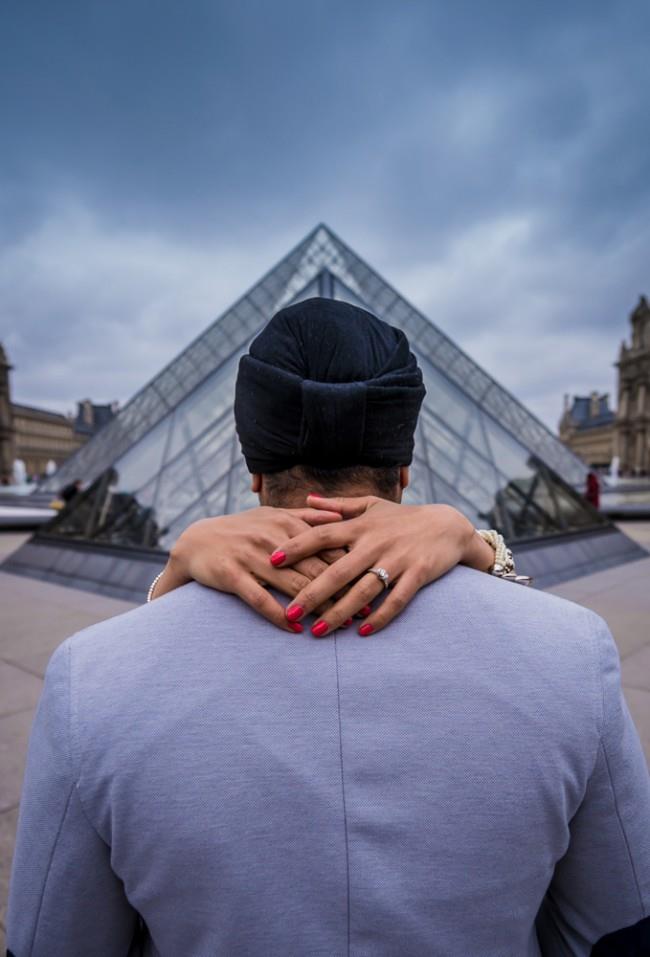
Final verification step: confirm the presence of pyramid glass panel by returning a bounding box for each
[111,414,172,495]
[165,410,188,462]
[39,224,606,555]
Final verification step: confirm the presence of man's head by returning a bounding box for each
[234,298,425,506]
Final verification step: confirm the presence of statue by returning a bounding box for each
[12,458,27,486]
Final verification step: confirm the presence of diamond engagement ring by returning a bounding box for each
[368,567,390,589]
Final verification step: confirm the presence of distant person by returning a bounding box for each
[59,478,82,504]
[586,470,601,509]
[7,299,650,956]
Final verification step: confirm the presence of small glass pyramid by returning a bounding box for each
[40,224,605,551]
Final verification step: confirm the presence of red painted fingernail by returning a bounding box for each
[270,550,286,566]
[360,605,372,617]
[343,618,353,626]
[359,623,374,637]
[290,622,303,633]
[286,604,304,622]
[311,620,329,637]
[309,492,322,498]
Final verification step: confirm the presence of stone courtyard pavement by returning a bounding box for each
[1,525,649,943]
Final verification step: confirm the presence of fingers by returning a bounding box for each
[270,523,351,566]
[307,549,349,603]
[309,573,385,636]
[356,571,422,636]
[233,576,304,634]
[234,562,421,637]
[288,507,343,526]
[286,557,382,627]
[279,558,345,611]
[318,548,347,565]
[253,563,312,600]
[306,493,379,519]
[292,556,331,581]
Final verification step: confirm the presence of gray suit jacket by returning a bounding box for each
[7,567,650,956]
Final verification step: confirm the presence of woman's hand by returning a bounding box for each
[152,505,343,633]
[269,495,495,637]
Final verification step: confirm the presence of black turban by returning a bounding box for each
[234,297,426,473]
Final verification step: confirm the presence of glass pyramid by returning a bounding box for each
[40,224,605,552]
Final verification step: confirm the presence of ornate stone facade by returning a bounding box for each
[0,342,117,481]
[11,402,83,478]
[560,296,650,474]
[614,296,650,475]
[558,392,614,468]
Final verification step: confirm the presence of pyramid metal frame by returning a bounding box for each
[40,224,601,552]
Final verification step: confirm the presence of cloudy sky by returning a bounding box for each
[1,0,649,430]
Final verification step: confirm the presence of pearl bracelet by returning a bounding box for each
[146,570,165,603]
[476,529,532,586]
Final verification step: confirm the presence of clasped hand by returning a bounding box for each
[156,496,488,636]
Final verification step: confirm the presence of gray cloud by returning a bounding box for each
[1,0,649,431]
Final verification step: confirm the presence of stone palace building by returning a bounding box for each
[560,295,650,475]
[0,343,116,482]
